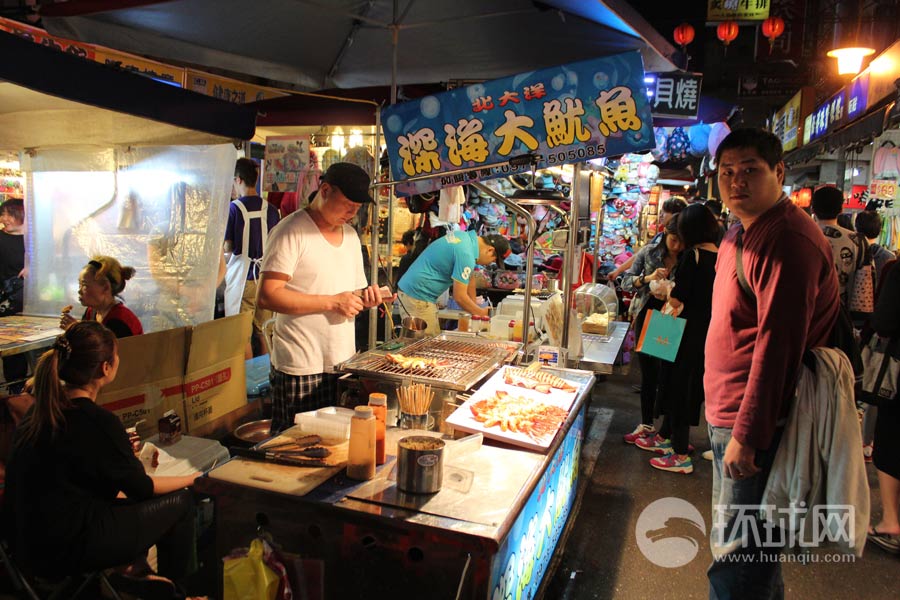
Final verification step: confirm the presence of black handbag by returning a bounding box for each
[0,276,24,316]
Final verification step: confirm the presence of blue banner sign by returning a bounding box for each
[381,52,654,196]
[846,73,869,122]
[804,88,846,145]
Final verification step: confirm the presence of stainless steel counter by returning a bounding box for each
[579,319,629,374]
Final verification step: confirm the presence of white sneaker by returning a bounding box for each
[702,450,714,461]
[624,423,656,444]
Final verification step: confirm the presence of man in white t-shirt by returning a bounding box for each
[258,163,388,432]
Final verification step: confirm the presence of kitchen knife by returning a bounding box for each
[229,446,329,468]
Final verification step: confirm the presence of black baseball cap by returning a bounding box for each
[482,234,511,262]
[321,162,374,204]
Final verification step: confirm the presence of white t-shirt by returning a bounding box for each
[261,210,368,376]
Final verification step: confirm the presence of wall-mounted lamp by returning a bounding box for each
[826,46,875,75]
[826,0,875,76]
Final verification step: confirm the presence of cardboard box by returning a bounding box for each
[97,327,188,434]
[182,312,252,432]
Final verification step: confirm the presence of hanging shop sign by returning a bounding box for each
[94,48,184,87]
[845,185,869,210]
[647,72,702,119]
[737,73,807,98]
[846,73,869,122]
[770,87,812,152]
[186,69,287,104]
[753,0,806,63]
[0,17,94,59]
[262,135,311,193]
[803,89,846,146]
[382,52,654,196]
[707,0,771,21]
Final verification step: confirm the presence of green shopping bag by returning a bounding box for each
[636,308,685,362]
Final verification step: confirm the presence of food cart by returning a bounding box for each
[196,360,594,599]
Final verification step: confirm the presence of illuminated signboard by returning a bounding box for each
[382,52,654,196]
[805,89,845,144]
[846,73,869,122]
[708,0,771,20]
[647,71,702,119]
[488,409,583,598]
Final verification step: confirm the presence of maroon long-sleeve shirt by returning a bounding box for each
[704,199,839,449]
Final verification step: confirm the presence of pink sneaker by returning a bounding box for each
[624,423,656,444]
[650,453,694,474]
[635,434,673,454]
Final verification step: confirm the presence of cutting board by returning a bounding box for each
[209,437,348,497]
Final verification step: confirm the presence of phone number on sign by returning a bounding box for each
[545,144,607,165]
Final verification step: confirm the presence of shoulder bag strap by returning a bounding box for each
[735,229,754,299]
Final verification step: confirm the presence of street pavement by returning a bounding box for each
[543,368,900,600]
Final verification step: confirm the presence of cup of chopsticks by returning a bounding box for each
[397,383,435,430]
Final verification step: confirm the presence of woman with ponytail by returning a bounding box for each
[59,255,143,338]
[4,322,198,596]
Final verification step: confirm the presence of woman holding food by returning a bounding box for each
[60,256,143,338]
[620,215,683,445]
[638,204,719,474]
[3,321,198,596]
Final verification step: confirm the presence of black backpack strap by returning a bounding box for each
[735,229,754,298]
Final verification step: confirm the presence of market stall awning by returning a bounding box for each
[0,29,256,149]
[39,0,680,91]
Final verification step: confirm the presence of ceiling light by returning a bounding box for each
[826,46,875,76]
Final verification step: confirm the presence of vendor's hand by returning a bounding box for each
[647,267,669,282]
[59,312,78,330]
[332,291,365,318]
[723,436,760,480]
[359,284,383,308]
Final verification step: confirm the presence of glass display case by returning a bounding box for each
[574,283,618,335]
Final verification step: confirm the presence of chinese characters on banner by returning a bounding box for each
[381,51,654,196]
[707,0,771,20]
[803,89,845,145]
[263,136,311,193]
[647,72,702,119]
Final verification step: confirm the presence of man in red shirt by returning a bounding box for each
[705,129,839,599]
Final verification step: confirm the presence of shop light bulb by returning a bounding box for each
[348,129,364,149]
[331,132,345,152]
[826,47,875,75]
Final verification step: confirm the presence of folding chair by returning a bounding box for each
[0,537,122,600]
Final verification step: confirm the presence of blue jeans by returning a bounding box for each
[707,425,784,600]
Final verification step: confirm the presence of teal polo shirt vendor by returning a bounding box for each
[397,232,510,334]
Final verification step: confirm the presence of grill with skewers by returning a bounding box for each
[338,334,518,391]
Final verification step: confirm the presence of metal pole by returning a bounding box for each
[471,182,537,360]
[368,111,385,350]
[591,171,603,283]
[561,162,586,364]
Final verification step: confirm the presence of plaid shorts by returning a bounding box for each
[270,368,338,433]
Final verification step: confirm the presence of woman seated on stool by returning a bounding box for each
[3,322,199,596]
[60,256,143,338]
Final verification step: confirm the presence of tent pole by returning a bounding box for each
[391,0,399,104]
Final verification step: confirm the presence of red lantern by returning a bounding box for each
[673,23,695,49]
[717,21,739,46]
[761,16,785,53]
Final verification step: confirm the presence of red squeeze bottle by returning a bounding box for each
[368,393,388,465]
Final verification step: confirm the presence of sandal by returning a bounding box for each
[866,527,900,554]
